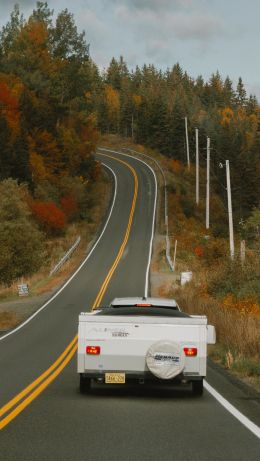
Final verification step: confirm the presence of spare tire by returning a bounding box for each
[146,340,185,379]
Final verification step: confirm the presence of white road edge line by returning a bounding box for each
[204,381,260,439]
[101,147,260,442]
[0,164,117,342]
[98,147,157,298]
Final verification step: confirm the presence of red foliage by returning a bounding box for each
[60,195,78,219]
[31,201,66,233]
[194,246,204,258]
[0,82,18,110]
[0,81,20,134]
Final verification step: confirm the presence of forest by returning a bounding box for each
[0,1,259,286]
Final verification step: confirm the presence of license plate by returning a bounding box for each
[105,373,125,384]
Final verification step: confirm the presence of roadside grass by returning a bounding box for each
[209,344,260,392]
[0,311,20,331]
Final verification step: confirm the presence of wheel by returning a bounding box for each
[80,375,91,394]
[192,379,203,396]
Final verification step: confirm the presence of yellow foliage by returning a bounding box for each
[133,94,142,109]
[29,151,48,181]
[104,84,120,127]
[237,106,247,121]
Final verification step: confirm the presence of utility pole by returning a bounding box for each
[195,128,199,205]
[206,137,210,229]
[173,240,178,270]
[226,160,235,259]
[184,117,190,170]
[131,114,134,139]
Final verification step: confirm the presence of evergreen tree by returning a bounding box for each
[236,77,247,106]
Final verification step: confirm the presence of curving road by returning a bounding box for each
[0,149,259,460]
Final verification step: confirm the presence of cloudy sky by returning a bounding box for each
[1,0,259,98]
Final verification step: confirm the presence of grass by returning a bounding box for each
[209,344,260,392]
[0,311,20,331]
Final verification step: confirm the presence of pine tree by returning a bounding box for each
[236,77,247,106]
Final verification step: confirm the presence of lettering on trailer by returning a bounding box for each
[154,353,180,364]
[112,331,129,337]
[104,327,130,337]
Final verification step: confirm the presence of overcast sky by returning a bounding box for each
[1,0,259,99]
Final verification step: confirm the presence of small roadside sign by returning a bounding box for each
[18,284,29,296]
[180,272,193,286]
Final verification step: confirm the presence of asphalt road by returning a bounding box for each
[0,149,259,460]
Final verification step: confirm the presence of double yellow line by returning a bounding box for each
[93,155,138,309]
[0,154,138,430]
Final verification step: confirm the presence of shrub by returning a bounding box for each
[180,197,195,218]
[202,238,228,264]
[206,254,260,303]
[0,221,45,285]
[31,201,66,234]
[60,195,78,221]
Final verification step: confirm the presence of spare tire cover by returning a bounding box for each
[146,340,185,379]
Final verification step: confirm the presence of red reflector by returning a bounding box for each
[135,303,152,307]
[86,346,100,355]
[184,347,197,357]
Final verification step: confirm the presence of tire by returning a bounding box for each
[146,341,185,379]
[80,375,91,394]
[192,379,203,396]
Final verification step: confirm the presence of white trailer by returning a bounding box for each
[77,297,216,396]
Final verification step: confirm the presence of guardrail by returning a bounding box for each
[49,236,81,276]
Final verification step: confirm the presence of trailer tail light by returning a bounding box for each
[184,347,197,357]
[86,346,100,355]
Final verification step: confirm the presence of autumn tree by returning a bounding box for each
[0,180,44,285]
[104,84,120,132]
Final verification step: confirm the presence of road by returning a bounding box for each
[0,149,259,460]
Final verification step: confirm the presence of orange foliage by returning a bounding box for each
[222,294,260,316]
[28,131,64,182]
[172,159,182,173]
[220,107,234,126]
[31,201,66,233]
[27,21,48,47]
[19,20,50,70]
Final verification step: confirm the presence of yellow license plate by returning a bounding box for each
[105,373,125,384]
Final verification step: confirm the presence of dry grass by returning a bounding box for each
[0,312,20,330]
[173,284,260,359]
